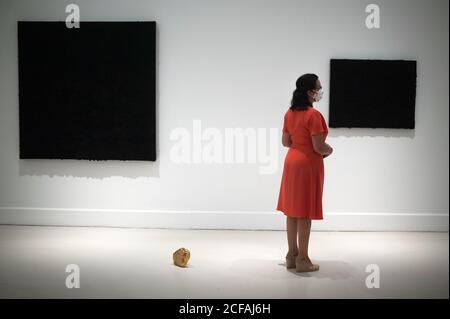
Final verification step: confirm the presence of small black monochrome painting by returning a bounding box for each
[329,59,416,129]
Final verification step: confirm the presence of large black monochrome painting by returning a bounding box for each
[18,21,156,161]
[329,58,417,129]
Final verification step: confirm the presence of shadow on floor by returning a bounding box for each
[283,259,358,280]
[228,258,358,281]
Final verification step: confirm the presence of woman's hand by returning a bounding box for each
[323,145,333,158]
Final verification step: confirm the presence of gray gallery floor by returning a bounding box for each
[0,225,447,298]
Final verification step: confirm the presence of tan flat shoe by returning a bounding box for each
[285,252,298,269]
[295,256,320,272]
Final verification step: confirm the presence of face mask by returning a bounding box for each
[313,89,323,102]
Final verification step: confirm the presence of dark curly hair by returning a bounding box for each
[290,73,318,111]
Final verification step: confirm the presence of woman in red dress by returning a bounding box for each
[276,74,333,272]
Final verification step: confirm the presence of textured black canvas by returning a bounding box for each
[18,21,156,161]
[329,59,416,129]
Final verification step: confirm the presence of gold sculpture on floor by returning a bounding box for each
[173,248,190,267]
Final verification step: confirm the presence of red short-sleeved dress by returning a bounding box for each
[276,106,329,219]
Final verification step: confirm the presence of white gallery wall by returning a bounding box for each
[0,0,448,231]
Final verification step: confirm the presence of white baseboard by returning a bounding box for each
[0,207,448,232]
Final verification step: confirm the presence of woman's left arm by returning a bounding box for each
[282,132,292,147]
